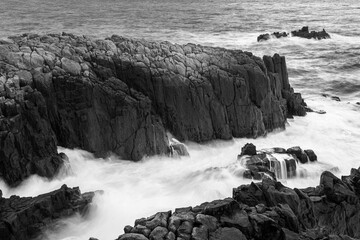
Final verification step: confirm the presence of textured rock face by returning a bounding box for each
[0,184,95,240]
[0,33,305,185]
[238,144,316,180]
[115,168,360,240]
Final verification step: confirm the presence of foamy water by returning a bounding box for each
[1,0,360,239]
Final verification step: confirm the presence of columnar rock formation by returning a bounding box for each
[115,168,360,240]
[0,185,95,240]
[0,33,306,185]
[239,143,317,180]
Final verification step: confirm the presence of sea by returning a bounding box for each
[1,0,360,239]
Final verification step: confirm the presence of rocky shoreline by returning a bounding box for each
[0,185,96,240]
[0,33,307,186]
[110,167,360,240]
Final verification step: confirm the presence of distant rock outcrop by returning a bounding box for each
[0,185,95,240]
[113,167,360,240]
[238,144,317,180]
[0,33,306,185]
[257,26,330,42]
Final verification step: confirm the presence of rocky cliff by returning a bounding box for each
[0,33,306,185]
[115,168,360,240]
[0,185,95,240]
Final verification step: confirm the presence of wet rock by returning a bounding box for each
[291,26,331,40]
[240,143,257,156]
[257,32,289,42]
[322,93,341,101]
[1,34,307,186]
[287,146,308,164]
[304,149,317,162]
[169,138,189,157]
[0,185,94,240]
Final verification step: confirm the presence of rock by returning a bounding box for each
[258,27,330,42]
[0,185,94,240]
[195,214,218,232]
[118,233,149,240]
[209,227,247,240]
[0,33,306,185]
[257,32,289,42]
[191,226,208,240]
[146,211,171,230]
[304,149,317,162]
[291,26,331,40]
[287,146,308,164]
[169,138,189,157]
[322,93,341,101]
[240,143,257,156]
[149,226,168,240]
[239,144,315,180]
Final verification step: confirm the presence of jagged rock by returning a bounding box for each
[257,27,330,42]
[117,233,149,240]
[240,143,257,156]
[304,149,317,162]
[287,146,308,164]
[0,184,94,240]
[238,144,316,180]
[257,32,289,42]
[322,93,341,101]
[0,33,306,186]
[169,138,189,157]
[209,227,247,240]
[291,26,331,40]
[120,169,360,240]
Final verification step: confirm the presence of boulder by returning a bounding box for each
[291,26,331,40]
[257,26,330,42]
[286,146,308,164]
[0,185,95,240]
[240,143,257,156]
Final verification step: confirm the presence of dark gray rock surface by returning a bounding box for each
[0,33,306,185]
[0,184,95,240]
[114,168,360,240]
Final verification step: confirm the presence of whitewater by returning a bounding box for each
[1,0,360,239]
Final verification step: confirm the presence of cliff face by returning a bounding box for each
[117,168,360,240]
[0,33,306,185]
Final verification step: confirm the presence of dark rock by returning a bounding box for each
[117,233,149,240]
[169,139,189,157]
[287,146,308,163]
[209,227,247,240]
[322,93,341,101]
[149,226,168,240]
[240,143,257,156]
[257,32,289,42]
[0,33,306,185]
[304,149,317,162]
[0,184,94,240]
[291,26,331,40]
[120,169,360,240]
[258,27,330,42]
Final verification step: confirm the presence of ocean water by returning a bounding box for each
[1,0,360,239]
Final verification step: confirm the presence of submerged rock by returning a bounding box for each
[0,184,95,240]
[291,26,331,40]
[118,168,360,240]
[0,33,306,185]
[257,26,330,42]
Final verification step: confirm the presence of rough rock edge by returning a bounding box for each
[0,33,306,185]
[0,184,96,240]
[110,168,360,240]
